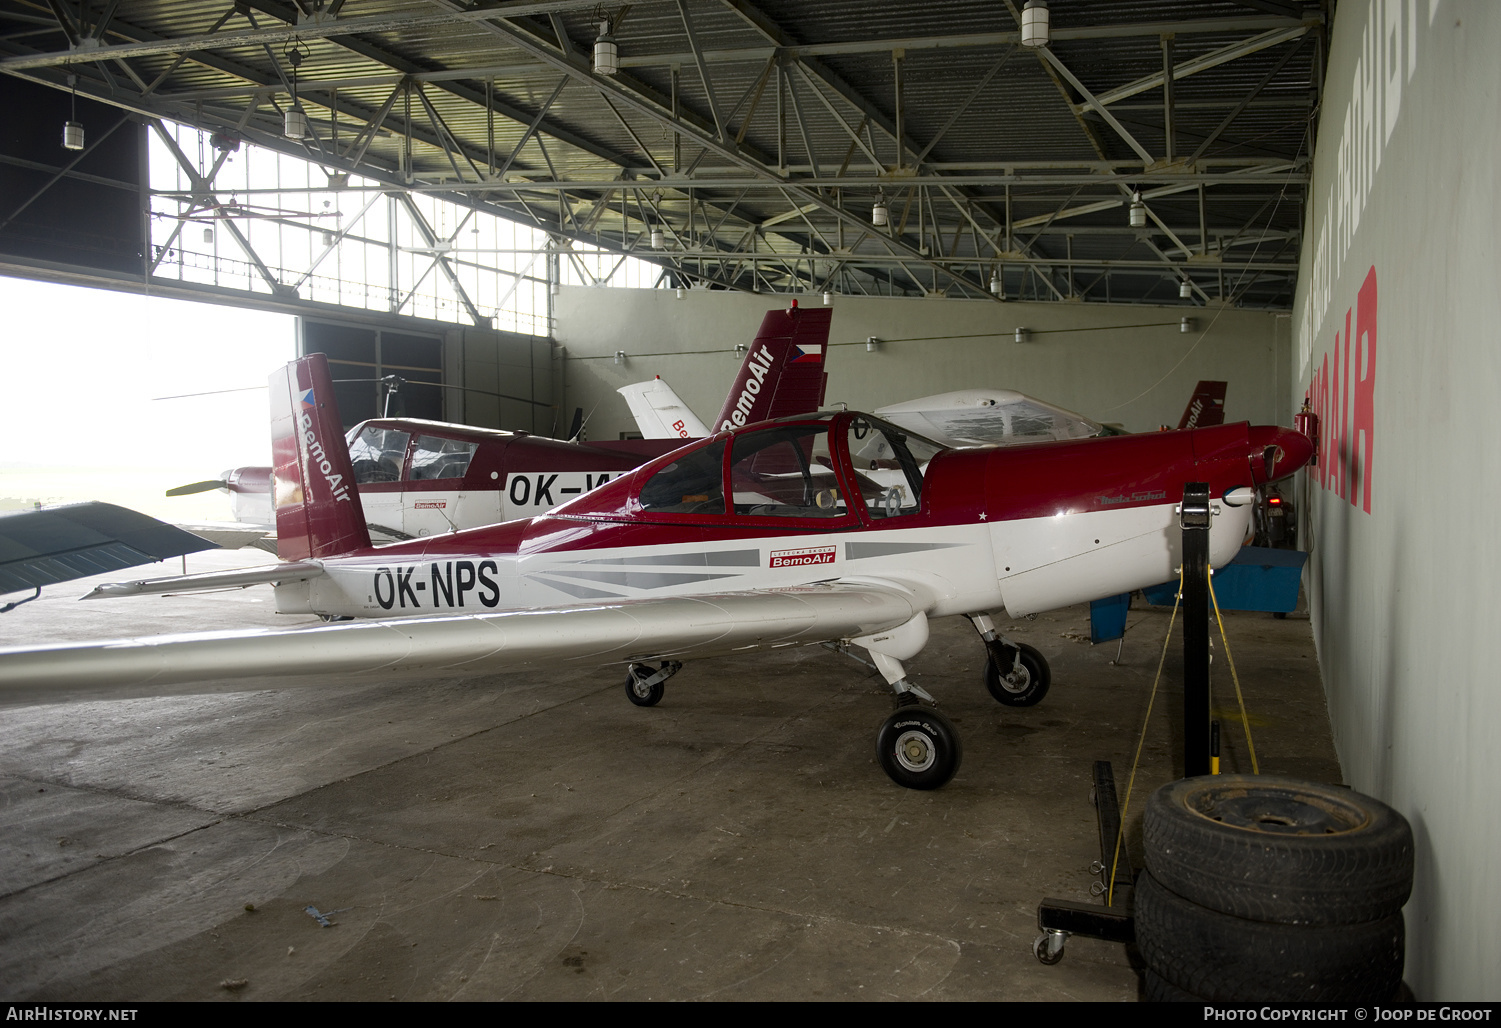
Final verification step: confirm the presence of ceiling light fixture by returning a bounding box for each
[1128,191,1147,229]
[872,191,889,227]
[283,40,310,139]
[675,286,685,299]
[650,228,664,249]
[614,350,626,365]
[1014,327,1029,343]
[1180,279,1193,299]
[1021,0,1050,48]
[989,269,1002,296]
[866,336,879,353]
[1181,317,1195,334]
[823,290,832,306]
[61,74,83,150]
[594,17,618,76]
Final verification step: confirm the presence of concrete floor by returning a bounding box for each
[0,550,1340,1002]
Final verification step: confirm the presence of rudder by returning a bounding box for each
[270,353,371,559]
[712,303,830,432]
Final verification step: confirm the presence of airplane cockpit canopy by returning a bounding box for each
[874,390,1107,448]
[551,412,946,527]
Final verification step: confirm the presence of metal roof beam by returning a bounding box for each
[1081,26,1310,111]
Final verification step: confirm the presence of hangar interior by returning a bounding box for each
[1,0,1496,1002]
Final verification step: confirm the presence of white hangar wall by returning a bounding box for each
[1291,0,1500,1000]
[554,289,1289,442]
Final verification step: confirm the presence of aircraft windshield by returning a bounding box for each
[349,427,410,484]
[410,436,478,481]
[639,440,727,513]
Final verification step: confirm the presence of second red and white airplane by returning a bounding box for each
[0,333,1311,789]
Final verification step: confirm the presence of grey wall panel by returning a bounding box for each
[555,289,1288,442]
[1290,0,1500,1000]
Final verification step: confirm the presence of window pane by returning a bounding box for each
[846,417,942,518]
[729,426,845,517]
[639,440,727,513]
[348,427,409,483]
[409,435,478,481]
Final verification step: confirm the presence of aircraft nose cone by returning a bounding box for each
[1247,425,1315,481]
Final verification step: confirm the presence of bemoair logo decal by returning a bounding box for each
[297,387,352,504]
[770,545,836,568]
[373,560,501,610]
[719,344,776,431]
[414,500,447,509]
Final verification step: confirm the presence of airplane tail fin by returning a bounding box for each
[270,353,371,560]
[617,377,711,440]
[711,303,831,432]
[1177,380,1228,430]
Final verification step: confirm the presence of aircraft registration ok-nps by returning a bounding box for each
[0,347,1312,790]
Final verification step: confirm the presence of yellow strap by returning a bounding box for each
[1207,568,1260,775]
[1108,566,1181,907]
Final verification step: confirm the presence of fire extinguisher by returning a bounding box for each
[1294,395,1319,466]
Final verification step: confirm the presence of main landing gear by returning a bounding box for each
[619,611,1051,791]
[967,613,1051,707]
[864,649,963,790]
[625,661,682,706]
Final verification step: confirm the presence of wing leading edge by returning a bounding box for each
[0,580,925,704]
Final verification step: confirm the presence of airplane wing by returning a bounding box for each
[0,502,220,600]
[617,377,710,439]
[0,580,924,703]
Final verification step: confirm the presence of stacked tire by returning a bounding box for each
[1136,775,1413,1003]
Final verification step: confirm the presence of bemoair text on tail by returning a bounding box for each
[1177,381,1228,431]
[712,303,830,432]
[271,353,371,560]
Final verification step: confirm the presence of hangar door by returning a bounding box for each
[297,319,444,428]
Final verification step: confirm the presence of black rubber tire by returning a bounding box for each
[1135,872,1405,1004]
[875,706,962,790]
[624,665,665,707]
[982,643,1051,707]
[1143,775,1413,925]
[1141,968,1201,1003]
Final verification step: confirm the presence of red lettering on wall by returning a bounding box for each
[1352,267,1377,513]
[1308,265,1377,513]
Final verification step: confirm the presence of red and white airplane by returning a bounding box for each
[0,347,1309,789]
[174,306,830,544]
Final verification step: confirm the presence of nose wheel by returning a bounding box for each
[982,642,1050,707]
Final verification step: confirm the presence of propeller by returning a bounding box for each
[165,479,229,497]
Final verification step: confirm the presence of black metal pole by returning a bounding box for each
[1180,482,1212,777]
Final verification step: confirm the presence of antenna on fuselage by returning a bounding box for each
[568,402,599,443]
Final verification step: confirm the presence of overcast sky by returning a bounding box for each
[0,275,295,471]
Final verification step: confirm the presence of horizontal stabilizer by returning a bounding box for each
[1,581,923,702]
[0,502,219,597]
[617,378,710,439]
[82,560,324,600]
